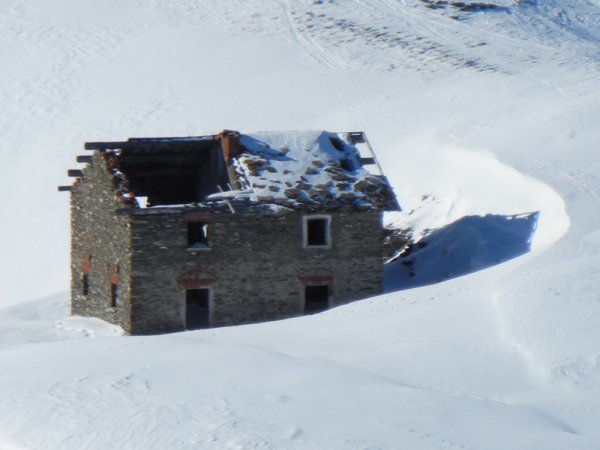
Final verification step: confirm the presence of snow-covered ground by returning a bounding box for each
[1,0,600,448]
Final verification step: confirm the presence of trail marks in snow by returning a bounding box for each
[280,1,501,75]
[0,294,123,349]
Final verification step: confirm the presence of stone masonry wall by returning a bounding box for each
[128,209,383,334]
[70,152,132,331]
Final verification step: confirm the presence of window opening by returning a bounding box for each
[187,222,209,248]
[82,273,89,296]
[306,217,329,247]
[304,285,329,314]
[110,283,118,308]
[186,289,210,329]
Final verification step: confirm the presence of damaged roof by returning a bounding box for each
[80,130,400,213]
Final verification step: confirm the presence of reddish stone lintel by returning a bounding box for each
[178,278,216,289]
[298,275,334,286]
[110,273,121,285]
[177,270,217,290]
[184,212,214,222]
[81,257,91,274]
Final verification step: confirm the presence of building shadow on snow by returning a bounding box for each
[384,212,539,292]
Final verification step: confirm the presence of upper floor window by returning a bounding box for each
[187,221,209,249]
[303,215,331,248]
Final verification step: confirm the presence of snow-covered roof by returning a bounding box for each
[219,130,399,212]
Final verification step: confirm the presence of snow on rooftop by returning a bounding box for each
[232,130,399,211]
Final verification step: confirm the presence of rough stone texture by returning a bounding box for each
[127,209,383,334]
[69,146,388,335]
[70,152,132,331]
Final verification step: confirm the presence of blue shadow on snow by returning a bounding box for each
[384,212,539,292]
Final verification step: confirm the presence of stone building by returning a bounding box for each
[59,130,400,334]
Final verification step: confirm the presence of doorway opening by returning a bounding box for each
[304,285,329,314]
[186,288,210,329]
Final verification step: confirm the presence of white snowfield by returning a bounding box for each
[1,0,600,449]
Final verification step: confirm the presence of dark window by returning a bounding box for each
[82,273,89,296]
[110,283,118,308]
[186,289,210,329]
[187,222,208,248]
[304,285,329,314]
[306,218,329,246]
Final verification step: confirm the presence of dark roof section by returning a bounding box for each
[103,136,230,206]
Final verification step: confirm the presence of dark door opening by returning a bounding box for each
[186,289,210,329]
[304,285,329,314]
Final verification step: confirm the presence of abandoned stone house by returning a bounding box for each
[59,130,400,334]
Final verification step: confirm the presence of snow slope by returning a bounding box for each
[1,0,600,448]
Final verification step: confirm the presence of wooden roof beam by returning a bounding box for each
[120,169,206,177]
[84,141,129,151]
[117,155,211,164]
[86,139,219,151]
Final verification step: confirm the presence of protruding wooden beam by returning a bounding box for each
[58,186,72,192]
[76,155,92,163]
[85,137,218,151]
[348,132,366,144]
[68,169,83,177]
[84,141,128,151]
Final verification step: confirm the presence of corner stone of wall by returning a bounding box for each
[70,152,132,332]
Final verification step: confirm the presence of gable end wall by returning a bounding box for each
[70,152,132,331]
